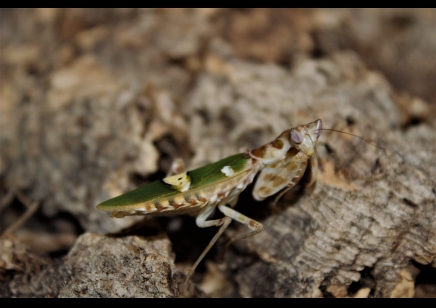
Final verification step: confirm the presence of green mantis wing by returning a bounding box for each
[96,153,251,216]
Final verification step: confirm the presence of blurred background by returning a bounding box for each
[0,9,435,297]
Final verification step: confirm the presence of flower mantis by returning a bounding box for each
[97,119,368,292]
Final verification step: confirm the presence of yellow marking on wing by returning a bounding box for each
[162,172,191,192]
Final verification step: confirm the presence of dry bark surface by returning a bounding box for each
[0,9,435,298]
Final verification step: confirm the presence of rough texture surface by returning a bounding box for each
[58,233,178,298]
[1,9,435,297]
[0,232,178,298]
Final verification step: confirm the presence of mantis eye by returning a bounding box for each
[290,129,302,144]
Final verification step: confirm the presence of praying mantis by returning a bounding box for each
[97,119,359,292]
